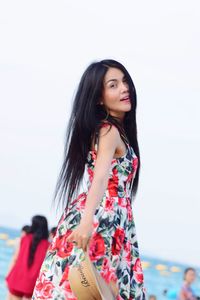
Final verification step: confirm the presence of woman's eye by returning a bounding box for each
[110,83,117,88]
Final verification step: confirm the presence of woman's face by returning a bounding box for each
[185,269,196,284]
[101,67,131,120]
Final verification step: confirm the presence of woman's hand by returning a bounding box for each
[66,216,93,251]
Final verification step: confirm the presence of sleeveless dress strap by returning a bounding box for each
[94,130,99,152]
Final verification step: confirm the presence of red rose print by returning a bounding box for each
[133,258,144,283]
[76,193,86,211]
[127,201,133,221]
[89,232,105,261]
[127,172,133,183]
[100,257,117,283]
[34,273,54,298]
[108,168,118,197]
[111,227,125,255]
[124,241,131,264]
[87,167,94,182]
[108,179,118,196]
[113,167,118,176]
[100,257,111,282]
[105,197,114,211]
[127,158,138,183]
[32,131,146,299]
[50,230,73,258]
[132,157,138,170]
[118,197,127,207]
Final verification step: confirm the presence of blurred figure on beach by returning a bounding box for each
[6,225,30,300]
[177,267,197,300]
[15,225,30,248]
[149,295,157,300]
[5,215,49,300]
[20,225,31,237]
[49,226,57,243]
[6,225,30,276]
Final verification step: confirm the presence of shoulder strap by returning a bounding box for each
[94,130,99,152]
[120,129,129,146]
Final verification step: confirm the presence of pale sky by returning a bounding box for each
[0,0,200,267]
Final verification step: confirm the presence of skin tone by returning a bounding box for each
[179,270,197,300]
[149,296,157,300]
[67,67,132,251]
[101,67,131,120]
[185,270,196,284]
[184,269,196,285]
[8,296,30,300]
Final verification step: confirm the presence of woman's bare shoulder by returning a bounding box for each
[98,121,120,139]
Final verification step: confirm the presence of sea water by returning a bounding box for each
[0,226,200,300]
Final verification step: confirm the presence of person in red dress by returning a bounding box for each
[6,215,49,300]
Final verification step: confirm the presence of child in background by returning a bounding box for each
[6,215,49,300]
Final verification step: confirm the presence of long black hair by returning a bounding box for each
[28,215,49,267]
[55,59,140,210]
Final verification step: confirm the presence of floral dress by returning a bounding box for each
[32,127,146,300]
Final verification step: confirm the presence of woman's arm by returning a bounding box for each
[82,124,120,218]
[5,238,20,276]
[67,124,121,250]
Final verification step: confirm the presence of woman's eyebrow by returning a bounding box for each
[105,76,125,84]
[105,78,117,84]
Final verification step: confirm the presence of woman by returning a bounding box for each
[6,215,49,299]
[177,268,197,300]
[32,59,146,299]
[6,225,30,300]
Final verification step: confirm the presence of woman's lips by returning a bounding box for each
[120,97,131,103]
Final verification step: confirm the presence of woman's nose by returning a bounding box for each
[121,81,129,92]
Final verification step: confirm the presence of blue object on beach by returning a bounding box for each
[166,287,200,299]
[166,289,178,299]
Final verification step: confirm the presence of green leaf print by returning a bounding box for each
[122,274,128,285]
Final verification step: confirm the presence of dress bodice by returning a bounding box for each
[86,144,138,199]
